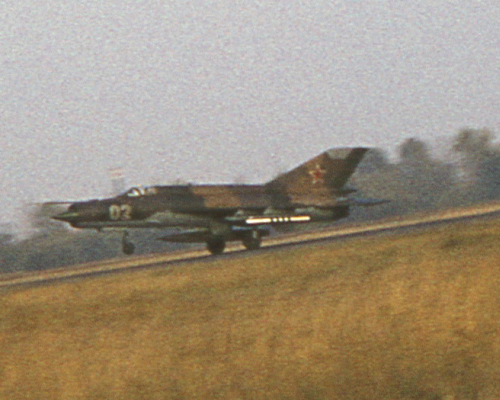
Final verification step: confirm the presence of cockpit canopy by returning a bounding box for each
[123,186,158,197]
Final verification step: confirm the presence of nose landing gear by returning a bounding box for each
[122,231,135,255]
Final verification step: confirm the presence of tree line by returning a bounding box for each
[351,127,500,221]
[1,128,500,273]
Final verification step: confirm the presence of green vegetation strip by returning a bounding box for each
[1,218,500,400]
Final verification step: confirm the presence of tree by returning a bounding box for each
[394,138,455,209]
[399,138,431,168]
[355,148,390,174]
[452,128,500,200]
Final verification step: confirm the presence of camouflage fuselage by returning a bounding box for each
[66,184,349,228]
[51,147,378,253]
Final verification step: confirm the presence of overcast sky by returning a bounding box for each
[1,0,500,229]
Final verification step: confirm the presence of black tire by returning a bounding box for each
[243,232,261,251]
[206,238,225,255]
[122,241,135,255]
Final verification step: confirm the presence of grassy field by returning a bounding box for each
[2,218,500,399]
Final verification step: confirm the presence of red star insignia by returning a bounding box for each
[309,164,326,184]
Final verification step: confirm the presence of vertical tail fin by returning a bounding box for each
[265,147,368,193]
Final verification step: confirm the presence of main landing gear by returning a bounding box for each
[206,237,226,255]
[122,231,135,255]
[242,230,262,251]
[205,230,262,255]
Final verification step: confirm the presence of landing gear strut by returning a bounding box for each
[206,237,226,255]
[242,230,262,251]
[122,231,135,255]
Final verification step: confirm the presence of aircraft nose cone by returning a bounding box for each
[52,211,81,223]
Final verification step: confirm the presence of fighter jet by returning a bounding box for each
[52,147,385,255]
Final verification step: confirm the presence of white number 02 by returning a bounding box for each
[109,204,133,220]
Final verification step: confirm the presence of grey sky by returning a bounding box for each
[1,1,500,229]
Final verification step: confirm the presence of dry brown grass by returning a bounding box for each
[2,219,500,399]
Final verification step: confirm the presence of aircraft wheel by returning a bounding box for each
[243,231,261,251]
[207,238,225,255]
[122,231,135,255]
[122,241,135,255]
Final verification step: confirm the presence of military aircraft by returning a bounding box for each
[52,147,385,255]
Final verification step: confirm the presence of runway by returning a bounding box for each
[2,201,500,290]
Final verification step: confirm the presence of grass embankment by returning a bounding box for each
[2,219,500,399]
